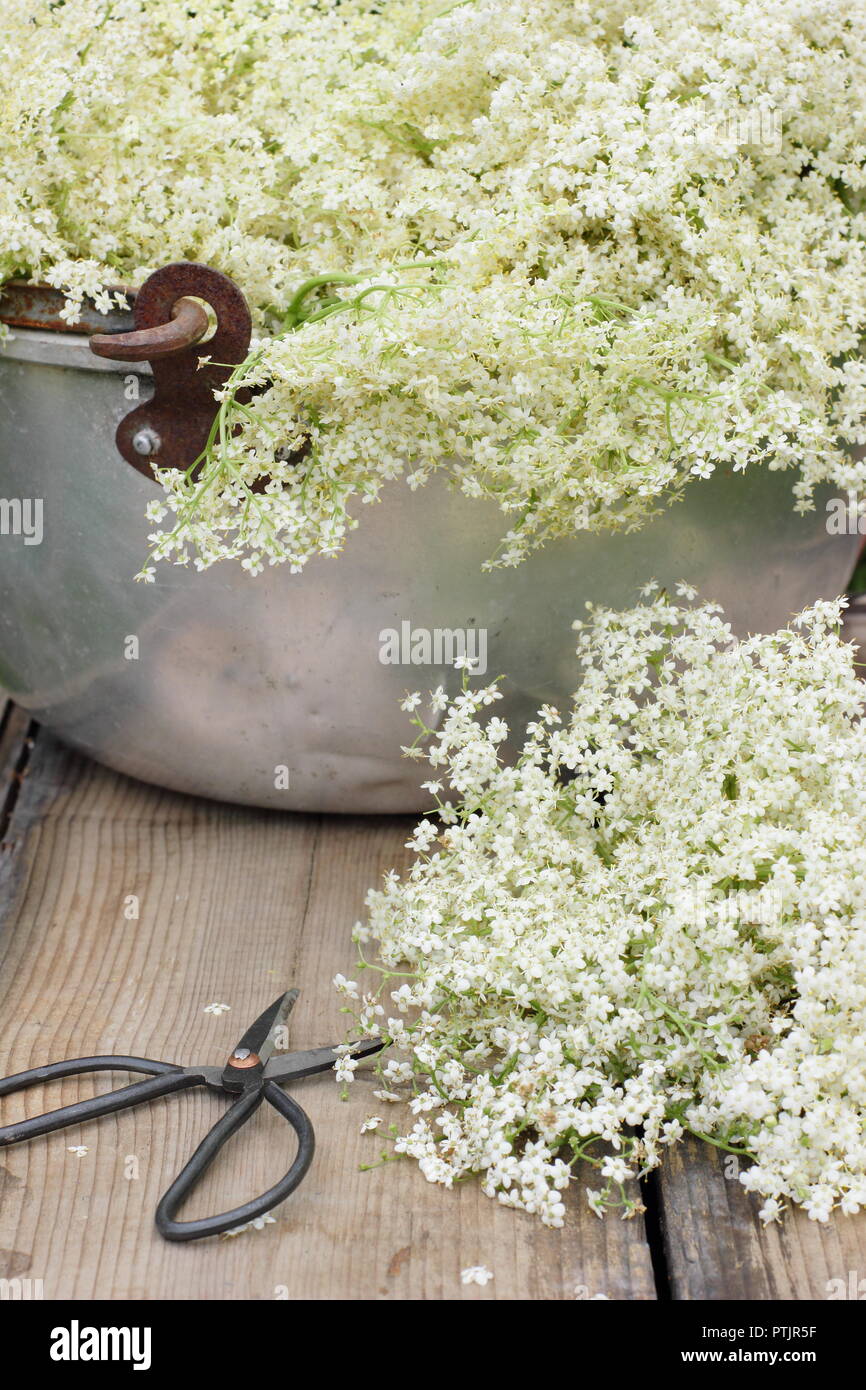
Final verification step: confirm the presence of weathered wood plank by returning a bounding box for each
[657,1137,866,1300]
[0,733,656,1300]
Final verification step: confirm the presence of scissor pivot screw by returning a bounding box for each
[229,1048,261,1069]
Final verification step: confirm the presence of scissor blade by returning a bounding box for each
[232,989,299,1068]
[263,1037,385,1084]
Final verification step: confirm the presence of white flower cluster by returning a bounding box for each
[344,589,866,1227]
[2,1,866,572]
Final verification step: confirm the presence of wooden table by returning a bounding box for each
[1,701,865,1301]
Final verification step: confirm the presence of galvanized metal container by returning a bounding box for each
[0,296,860,811]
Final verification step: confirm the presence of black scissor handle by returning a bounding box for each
[0,1056,193,1146]
[155,1079,315,1242]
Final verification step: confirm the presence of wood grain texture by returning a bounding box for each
[0,728,655,1301]
[657,1138,866,1300]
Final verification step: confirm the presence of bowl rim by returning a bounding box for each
[0,279,136,334]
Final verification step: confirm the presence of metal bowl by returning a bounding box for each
[0,319,860,811]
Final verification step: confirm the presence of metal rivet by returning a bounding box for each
[228,1047,261,1069]
[132,427,161,457]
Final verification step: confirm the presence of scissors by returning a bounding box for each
[0,989,382,1242]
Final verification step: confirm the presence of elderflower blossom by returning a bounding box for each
[343,592,866,1226]
[221,1214,277,1239]
[2,2,866,573]
[333,1044,359,1085]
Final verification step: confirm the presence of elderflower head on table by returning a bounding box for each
[339,591,866,1228]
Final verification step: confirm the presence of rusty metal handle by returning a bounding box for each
[86,262,252,479]
[89,296,209,362]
